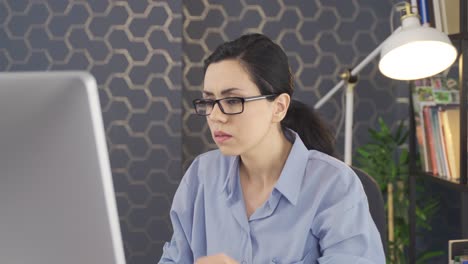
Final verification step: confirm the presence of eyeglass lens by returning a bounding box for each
[196,98,244,115]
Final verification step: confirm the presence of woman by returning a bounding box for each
[159,33,385,263]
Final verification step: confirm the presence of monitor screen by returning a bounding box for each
[0,71,126,264]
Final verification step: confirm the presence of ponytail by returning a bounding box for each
[281,100,336,156]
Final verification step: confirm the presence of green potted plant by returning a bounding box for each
[355,117,442,263]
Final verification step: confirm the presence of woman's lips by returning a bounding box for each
[213,131,232,143]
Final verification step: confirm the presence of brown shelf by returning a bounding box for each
[412,170,468,193]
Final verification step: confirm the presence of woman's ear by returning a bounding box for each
[272,93,290,123]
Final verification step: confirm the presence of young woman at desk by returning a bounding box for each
[159,33,385,264]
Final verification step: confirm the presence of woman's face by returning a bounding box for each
[203,59,277,156]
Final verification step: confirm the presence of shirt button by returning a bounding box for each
[241,261,247,264]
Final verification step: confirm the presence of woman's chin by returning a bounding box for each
[217,145,241,156]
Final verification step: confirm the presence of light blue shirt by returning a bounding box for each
[159,132,385,263]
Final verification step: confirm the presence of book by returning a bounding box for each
[424,105,438,174]
[426,0,434,26]
[440,106,460,180]
[412,81,434,171]
[449,239,468,264]
[418,0,431,25]
[439,0,460,34]
[430,105,449,176]
[438,106,452,179]
[429,0,443,31]
[411,76,460,175]
[432,106,449,178]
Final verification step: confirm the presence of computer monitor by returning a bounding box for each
[0,72,126,264]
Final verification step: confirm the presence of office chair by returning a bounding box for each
[351,166,387,256]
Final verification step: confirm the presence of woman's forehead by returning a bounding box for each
[203,60,258,95]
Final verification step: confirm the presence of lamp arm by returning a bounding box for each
[313,27,401,109]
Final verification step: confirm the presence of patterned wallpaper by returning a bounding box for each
[0,0,412,263]
[182,0,408,169]
[0,1,181,263]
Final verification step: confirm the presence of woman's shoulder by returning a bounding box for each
[307,150,353,172]
[305,150,358,186]
[301,150,366,210]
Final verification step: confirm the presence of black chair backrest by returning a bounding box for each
[351,166,387,256]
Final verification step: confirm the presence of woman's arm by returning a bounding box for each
[159,206,194,263]
[159,160,200,263]
[311,168,386,263]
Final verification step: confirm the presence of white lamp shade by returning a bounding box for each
[379,17,457,80]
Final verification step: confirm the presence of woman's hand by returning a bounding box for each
[195,253,239,264]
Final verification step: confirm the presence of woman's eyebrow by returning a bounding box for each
[202,90,214,97]
[203,87,243,96]
[221,88,242,95]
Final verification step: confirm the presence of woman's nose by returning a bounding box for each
[208,103,227,123]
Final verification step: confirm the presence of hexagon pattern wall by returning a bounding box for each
[0,0,408,263]
[0,1,181,263]
[183,0,409,169]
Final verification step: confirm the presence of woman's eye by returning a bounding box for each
[226,99,241,105]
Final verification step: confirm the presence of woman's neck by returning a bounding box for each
[239,127,293,188]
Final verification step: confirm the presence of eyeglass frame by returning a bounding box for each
[192,94,279,116]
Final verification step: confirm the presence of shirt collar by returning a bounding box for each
[220,155,240,201]
[220,130,310,206]
[273,130,309,206]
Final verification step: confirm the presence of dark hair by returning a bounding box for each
[203,33,335,156]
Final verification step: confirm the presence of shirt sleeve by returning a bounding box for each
[311,168,386,264]
[158,159,200,263]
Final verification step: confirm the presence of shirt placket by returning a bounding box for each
[240,230,253,264]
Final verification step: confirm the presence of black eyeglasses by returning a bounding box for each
[192,94,278,116]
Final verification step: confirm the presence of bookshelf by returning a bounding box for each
[408,1,468,262]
